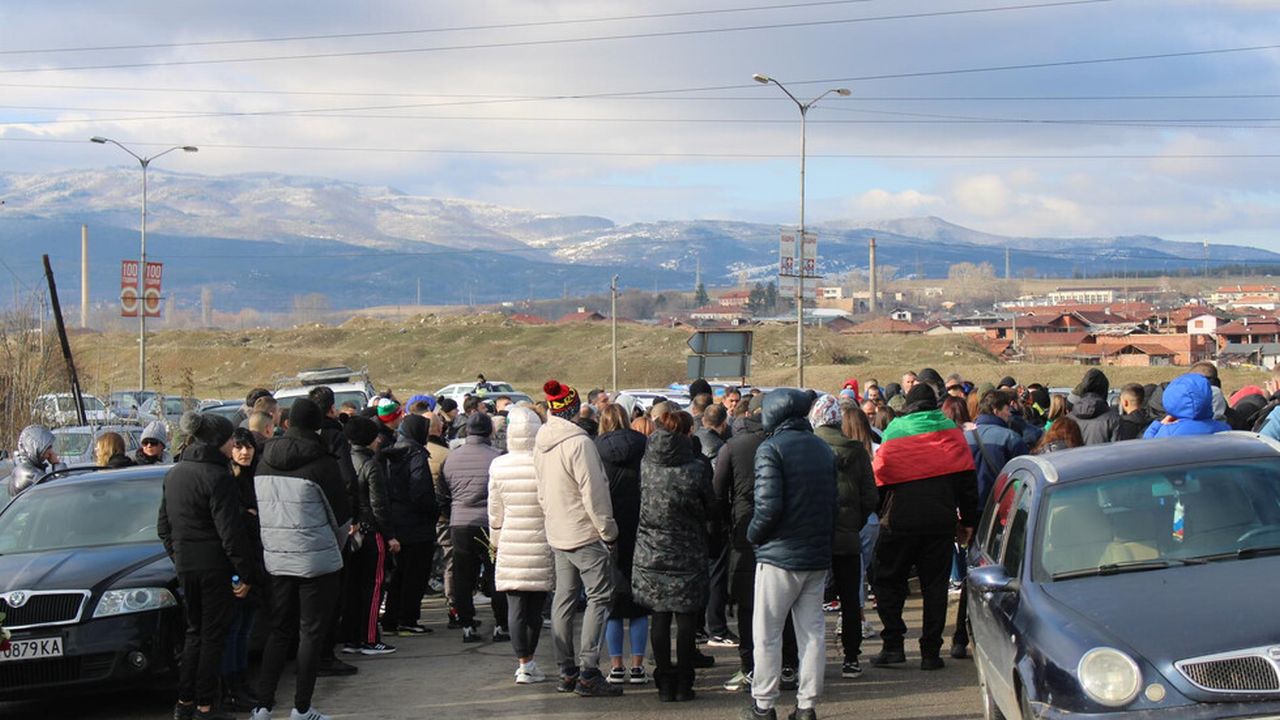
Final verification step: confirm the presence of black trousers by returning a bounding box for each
[450,526,507,626]
[730,550,797,673]
[831,552,864,661]
[256,572,341,714]
[872,531,952,657]
[506,590,547,658]
[177,570,235,707]
[321,552,349,661]
[383,538,434,630]
[651,611,698,672]
[705,542,731,636]
[342,531,388,645]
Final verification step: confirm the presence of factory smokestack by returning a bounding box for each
[80,224,89,329]
[868,236,878,314]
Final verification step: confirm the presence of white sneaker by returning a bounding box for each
[861,620,877,639]
[249,709,272,720]
[290,708,331,720]
[516,660,548,684]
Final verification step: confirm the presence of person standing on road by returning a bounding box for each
[1143,373,1231,438]
[158,412,256,720]
[534,379,623,697]
[741,390,837,720]
[222,427,264,712]
[489,407,555,684]
[342,416,400,655]
[694,403,736,649]
[442,412,507,643]
[251,399,351,720]
[869,384,979,672]
[809,396,877,681]
[1070,368,1119,445]
[382,413,438,637]
[596,403,651,687]
[633,407,715,702]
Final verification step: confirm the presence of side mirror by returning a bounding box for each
[970,565,1018,595]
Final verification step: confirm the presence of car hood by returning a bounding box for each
[0,543,170,593]
[1040,556,1280,663]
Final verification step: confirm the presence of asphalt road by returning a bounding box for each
[1,594,981,720]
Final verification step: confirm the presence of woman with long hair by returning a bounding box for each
[940,396,974,430]
[1034,416,1085,453]
[632,406,714,702]
[839,402,883,645]
[1045,394,1071,430]
[94,431,133,468]
[221,427,261,711]
[595,404,651,686]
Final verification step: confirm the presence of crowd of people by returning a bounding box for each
[7,361,1280,720]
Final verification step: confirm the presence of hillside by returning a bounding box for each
[64,316,1267,402]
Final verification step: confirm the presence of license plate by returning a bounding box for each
[0,637,64,662]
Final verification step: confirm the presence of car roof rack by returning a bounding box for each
[273,365,370,390]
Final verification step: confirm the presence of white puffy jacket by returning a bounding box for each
[488,407,554,592]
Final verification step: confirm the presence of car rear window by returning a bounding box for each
[0,479,163,553]
[1037,459,1280,580]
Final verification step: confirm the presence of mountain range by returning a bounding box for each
[2,168,1277,312]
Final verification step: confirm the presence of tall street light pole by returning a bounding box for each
[90,137,197,392]
[753,74,850,388]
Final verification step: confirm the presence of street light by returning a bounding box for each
[754,74,850,388]
[90,136,197,392]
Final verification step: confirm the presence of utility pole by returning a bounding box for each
[610,275,619,394]
[80,224,89,329]
[1005,246,1011,280]
[416,277,422,306]
[200,287,212,326]
[868,237,878,314]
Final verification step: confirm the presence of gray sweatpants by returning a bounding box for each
[551,541,614,676]
[751,563,827,711]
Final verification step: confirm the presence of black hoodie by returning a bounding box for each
[258,427,352,527]
[1069,369,1119,445]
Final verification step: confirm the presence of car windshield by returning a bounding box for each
[0,478,163,553]
[53,431,93,458]
[54,396,104,412]
[276,390,368,410]
[1038,459,1280,581]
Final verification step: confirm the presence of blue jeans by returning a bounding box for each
[858,512,880,608]
[220,596,257,677]
[606,616,649,661]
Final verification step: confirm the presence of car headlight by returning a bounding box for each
[1078,647,1142,707]
[92,588,177,618]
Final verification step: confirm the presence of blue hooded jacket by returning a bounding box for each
[1143,373,1231,439]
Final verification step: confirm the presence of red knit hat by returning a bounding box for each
[543,380,580,419]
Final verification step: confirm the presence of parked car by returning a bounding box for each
[197,400,242,422]
[273,366,375,412]
[473,391,534,408]
[51,425,145,466]
[136,395,200,428]
[434,380,518,407]
[967,432,1280,719]
[618,389,691,411]
[106,390,158,419]
[32,393,119,428]
[0,465,184,698]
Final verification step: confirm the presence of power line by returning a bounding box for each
[0,1,1109,74]
[5,135,1279,159]
[0,0,883,55]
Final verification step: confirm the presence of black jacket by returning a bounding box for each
[157,442,257,581]
[1113,410,1151,441]
[385,436,438,543]
[813,425,877,556]
[351,444,395,539]
[748,389,838,572]
[318,416,358,526]
[258,427,352,531]
[713,414,766,555]
[596,429,646,567]
[1070,369,1119,445]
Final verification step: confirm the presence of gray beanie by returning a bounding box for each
[179,411,234,447]
[141,421,168,447]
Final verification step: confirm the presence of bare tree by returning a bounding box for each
[0,299,59,453]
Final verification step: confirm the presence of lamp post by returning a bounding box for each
[90,137,197,392]
[753,74,850,388]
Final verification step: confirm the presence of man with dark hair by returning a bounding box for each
[690,393,713,419]
[306,385,361,677]
[1113,384,1150,441]
[382,414,438,637]
[869,384,979,672]
[694,402,735,650]
[251,399,352,720]
[437,398,460,442]
[233,388,273,427]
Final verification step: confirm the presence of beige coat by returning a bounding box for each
[533,415,618,550]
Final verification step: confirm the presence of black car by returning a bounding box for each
[0,466,183,699]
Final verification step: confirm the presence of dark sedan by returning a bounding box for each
[0,466,183,699]
[967,432,1280,719]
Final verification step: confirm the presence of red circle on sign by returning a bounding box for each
[143,287,161,315]
[120,286,139,313]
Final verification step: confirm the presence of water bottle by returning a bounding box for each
[231,575,243,593]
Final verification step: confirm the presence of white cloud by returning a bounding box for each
[848,188,942,216]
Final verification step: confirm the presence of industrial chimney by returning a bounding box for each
[80,224,89,329]
[868,237,878,314]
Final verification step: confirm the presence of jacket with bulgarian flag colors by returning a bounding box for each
[871,408,980,536]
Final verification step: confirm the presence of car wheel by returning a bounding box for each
[977,657,1007,720]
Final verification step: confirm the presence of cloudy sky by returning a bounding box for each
[2,0,1280,249]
